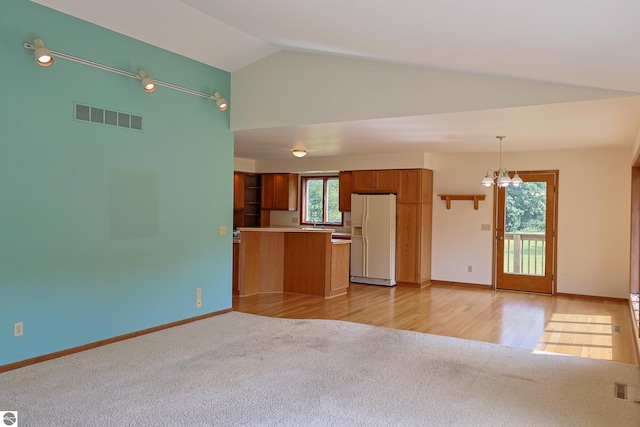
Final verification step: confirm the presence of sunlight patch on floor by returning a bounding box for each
[534,313,613,361]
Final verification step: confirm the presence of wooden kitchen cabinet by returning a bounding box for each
[233,172,245,210]
[396,202,432,286]
[398,169,433,203]
[261,173,298,210]
[233,173,262,229]
[338,171,352,212]
[351,170,398,193]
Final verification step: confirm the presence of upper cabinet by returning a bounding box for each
[352,170,398,193]
[262,173,299,210]
[233,172,245,210]
[398,169,433,203]
[338,171,352,212]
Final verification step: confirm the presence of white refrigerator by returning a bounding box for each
[350,194,397,286]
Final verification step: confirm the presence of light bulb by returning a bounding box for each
[33,39,54,67]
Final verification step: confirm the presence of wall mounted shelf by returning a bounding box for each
[438,194,486,210]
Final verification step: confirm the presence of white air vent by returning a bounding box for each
[74,102,143,132]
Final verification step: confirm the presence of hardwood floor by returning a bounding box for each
[233,283,639,365]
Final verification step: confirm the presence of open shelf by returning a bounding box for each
[438,194,486,210]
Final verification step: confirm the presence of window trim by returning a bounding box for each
[300,175,343,226]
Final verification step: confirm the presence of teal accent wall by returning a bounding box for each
[0,1,233,366]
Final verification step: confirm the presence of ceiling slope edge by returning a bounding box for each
[231,50,638,131]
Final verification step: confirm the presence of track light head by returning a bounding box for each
[33,39,54,67]
[137,70,156,93]
[211,92,228,112]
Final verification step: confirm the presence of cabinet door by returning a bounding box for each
[273,173,298,210]
[398,169,421,203]
[375,170,398,192]
[398,169,434,203]
[338,171,352,212]
[261,173,298,211]
[233,172,245,209]
[261,174,275,209]
[272,174,288,209]
[352,170,398,193]
[396,203,421,284]
[352,170,376,192]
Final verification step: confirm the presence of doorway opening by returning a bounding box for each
[495,171,558,294]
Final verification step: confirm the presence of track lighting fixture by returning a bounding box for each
[136,70,156,93]
[292,149,307,158]
[211,92,228,112]
[23,38,229,111]
[33,39,54,67]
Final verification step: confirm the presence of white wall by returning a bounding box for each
[431,147,631,298]
[249,146,631,299]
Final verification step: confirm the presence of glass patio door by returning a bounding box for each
[496,172,557,294]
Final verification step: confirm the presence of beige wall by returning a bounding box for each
[631,126,640,165]
[241,146,631,298]
[231,51,633,132]
[431,147,630,298]
[234,157,256,172]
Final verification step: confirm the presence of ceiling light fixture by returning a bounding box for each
[33,39,54,67]
[211,92,228,112]
[481,136,523,188]
[292,149,307,158]
[23,39,228,110]
[136,70,156,93]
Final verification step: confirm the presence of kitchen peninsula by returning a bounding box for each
[236,228,351,297]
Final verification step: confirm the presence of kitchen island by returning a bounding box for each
[236,227,350,297]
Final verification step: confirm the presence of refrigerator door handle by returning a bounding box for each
[363,196,368,277]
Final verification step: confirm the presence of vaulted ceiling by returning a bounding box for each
[32,0,640,159]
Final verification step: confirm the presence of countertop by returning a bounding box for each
[238,227,335,233]
[331,239,351,245]
[234,227,350,244]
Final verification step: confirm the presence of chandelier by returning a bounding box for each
[481,136,523,188]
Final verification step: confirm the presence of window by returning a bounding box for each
[301,176,342,225]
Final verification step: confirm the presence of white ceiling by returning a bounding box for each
[32,0,640,159]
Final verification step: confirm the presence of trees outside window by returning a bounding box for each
[505,182,547,233]
[301,176,342,225]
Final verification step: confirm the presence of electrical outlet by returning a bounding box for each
[346,220,351,227]
[196,288,202,308]
[481,224,491,231]
[292,217,299,224]
[196,298,202,308]
[219,225,227,235]
[14,322,23,337]
[467,265,473,273]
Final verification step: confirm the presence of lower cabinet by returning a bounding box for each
[330,242,351,296]
[396,202,432,286]
[232,241,239,294]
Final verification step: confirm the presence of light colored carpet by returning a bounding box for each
[1,311,639,426]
